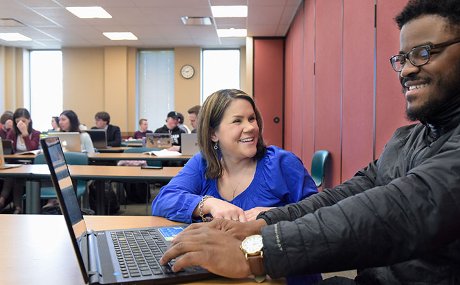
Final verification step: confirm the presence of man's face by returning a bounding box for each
[95,118,107,129]
[188,113,197,129]
[399,15,460,122]
[166,117,178,130]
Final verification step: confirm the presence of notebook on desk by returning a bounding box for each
[0,140,22,169]
[84,129,110,150]
[48,132,82,152]
[40,136,214,285]
[145,133,172,149]
[180,133,199,155]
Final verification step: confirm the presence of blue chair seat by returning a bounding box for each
[34,152,89,200]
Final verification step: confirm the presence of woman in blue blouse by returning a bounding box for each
[151,89,318,224]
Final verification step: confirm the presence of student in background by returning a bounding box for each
[59,110,94,154]
[154,111,185,152]
[92,111,121,147]
[160,0,460,283]
[152,89,321,284]
[133,118,153,139]
[0,111,13,139]
[176,112,191,134]
[50,116,60,132]
[187,105,201,133]
[0,108,41,214]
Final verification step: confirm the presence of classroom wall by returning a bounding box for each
[284,0,408,186]
[0,45,246,132]
[0,46,25,113]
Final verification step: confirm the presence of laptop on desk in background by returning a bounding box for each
[146,133,172,149]
[48,132,82,152]
[40,136,214,285]
[0,140,22,169]
[180,133,199,155]
[1,139,14,155]
[84,129,111,150]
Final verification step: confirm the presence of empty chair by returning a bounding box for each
[310,150,330,188]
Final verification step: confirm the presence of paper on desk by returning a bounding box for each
[143,149,182,156]
[18,149,41,155]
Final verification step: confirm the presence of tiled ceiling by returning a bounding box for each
[0,0,302,49]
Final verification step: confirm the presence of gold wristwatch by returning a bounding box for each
[240,235,266,283]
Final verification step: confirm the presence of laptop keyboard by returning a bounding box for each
[111,230,175,279]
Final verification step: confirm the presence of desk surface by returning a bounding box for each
[88,152,192,161]
[0,215,284,285]
[0,164,182,180]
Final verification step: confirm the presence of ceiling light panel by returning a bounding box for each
[103,32,137,41]
[211,5,247,18]
[66,7,112,19]
[216,28,246,37]
[0,33,32,41]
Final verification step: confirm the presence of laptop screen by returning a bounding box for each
[85,129,107,149]
[145,133,172,149]
[40,137,89,283]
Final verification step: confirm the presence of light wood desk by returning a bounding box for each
[0,215,284,285]
[0,165,181,214]
[88,152,192,163]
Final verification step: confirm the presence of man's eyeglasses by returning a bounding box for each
[389,38,460,72]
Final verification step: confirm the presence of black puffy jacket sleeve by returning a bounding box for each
[258,124,460,279]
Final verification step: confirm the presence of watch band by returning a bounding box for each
[247,255,266,282]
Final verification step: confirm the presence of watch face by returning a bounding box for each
[181,65,194,79]
[242,235,263,254]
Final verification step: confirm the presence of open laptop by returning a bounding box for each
[48,132,82,152]
[145,133,172,149]
[180,133,199,155]
[40,136,214,285]
[84,129,110,149]
[1,139,14,155]
[0,140,22,169]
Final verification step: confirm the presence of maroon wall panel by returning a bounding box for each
[375,0,408,158]
[284,24,294,151]
[253,38,284,148]
[289,7,306,157]
[301,0,316,169]
[314,0,343,186]
[341,0,375,180]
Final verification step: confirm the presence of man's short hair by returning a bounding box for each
[395,0,460,32]
[138,118,147,125]
[0,111,13,124]
[187,105,201,115]
[95,111,110,123]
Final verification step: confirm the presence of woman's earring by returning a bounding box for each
[213,142,219,150]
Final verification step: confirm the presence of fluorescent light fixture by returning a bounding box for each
[66,6,112,18]
[103,32,138,41]
[0,18,25,27]
[216,28,247,38]
[211,5,248,18]
[0,33,32,41]
[181,16,213,26]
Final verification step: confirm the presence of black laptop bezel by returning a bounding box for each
[40,136,90,284]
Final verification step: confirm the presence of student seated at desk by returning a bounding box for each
[151,89,321,284]
[0,111,13,139]
[0,108,40,214]
[92,111,122,147]
[59,110,95,154]
[154,111,185,152]
[133,118,153,139]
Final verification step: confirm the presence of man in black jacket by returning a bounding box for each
[92,111,121,147]
[159,0,460,284]
[154,111,185,152]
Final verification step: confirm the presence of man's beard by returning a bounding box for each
[405,61,460,123]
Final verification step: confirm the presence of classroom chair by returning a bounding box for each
[311,150,330,189]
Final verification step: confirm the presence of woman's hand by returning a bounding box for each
[244,207,274,221]
[16,121,29,136]
[205,197,248,222]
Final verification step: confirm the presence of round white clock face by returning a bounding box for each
[181,64,194,79]
[242,235,263,254]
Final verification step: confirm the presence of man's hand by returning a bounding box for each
[185,218,267,241]
[160,226,251,278]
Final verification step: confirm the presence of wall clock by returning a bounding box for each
[180,64,195,79]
